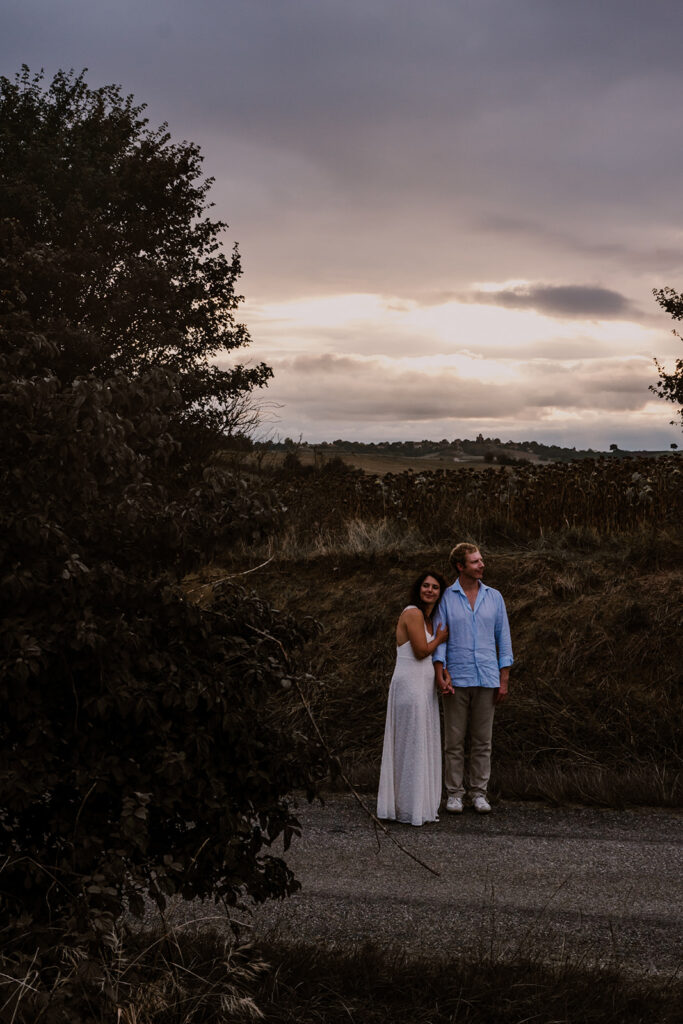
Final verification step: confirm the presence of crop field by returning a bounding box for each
[263,452,682,553]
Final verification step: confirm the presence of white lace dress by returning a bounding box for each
[376,608,442,825]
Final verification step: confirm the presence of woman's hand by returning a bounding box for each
[434,623,448,644]
[435,662,454,695]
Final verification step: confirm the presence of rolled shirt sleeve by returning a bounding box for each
[494,594,514,669]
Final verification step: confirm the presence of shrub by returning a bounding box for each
[0,354,325,950]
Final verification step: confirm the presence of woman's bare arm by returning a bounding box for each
[397,607,448,659]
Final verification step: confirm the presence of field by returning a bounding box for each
[179,452,683,1023]
[274,448,498,474]
[255,445,546,475]
[255,443,673,477]
[207,453,683,808]
[251,452,681,554]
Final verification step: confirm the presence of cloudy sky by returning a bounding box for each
[3,0,683,448]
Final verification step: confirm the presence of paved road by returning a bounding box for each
[246,794,682,976]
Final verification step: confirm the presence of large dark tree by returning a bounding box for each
[0,68,322,962]
[652,287,683,430]
[0,66,271,450]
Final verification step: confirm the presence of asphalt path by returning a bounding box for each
[245,794,682,977]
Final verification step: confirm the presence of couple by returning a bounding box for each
[376,543,513,826]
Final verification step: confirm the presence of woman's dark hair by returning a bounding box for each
[408,570,447,620]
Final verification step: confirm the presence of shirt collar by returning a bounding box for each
[452,579,489,596]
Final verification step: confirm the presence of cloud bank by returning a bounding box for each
[3,0,682,446]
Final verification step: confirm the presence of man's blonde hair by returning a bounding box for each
[449,542,480,571]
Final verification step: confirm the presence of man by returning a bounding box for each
[433,543,513,814]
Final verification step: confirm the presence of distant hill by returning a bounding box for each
[261,436,674,466]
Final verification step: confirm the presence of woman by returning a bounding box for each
[377,571,448,826]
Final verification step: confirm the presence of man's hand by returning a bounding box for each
[435,663,454,695]
[494,667,510,704]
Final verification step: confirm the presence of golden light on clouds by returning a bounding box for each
[235,286,677,448]
[244,286,661,361]
[390,353,520,385]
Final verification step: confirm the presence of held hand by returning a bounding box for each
[436,665,454,695]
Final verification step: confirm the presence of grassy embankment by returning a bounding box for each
[214,453,683,807]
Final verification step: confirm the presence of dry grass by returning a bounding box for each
[0,920,269,1024]
[261,517,426,562]
[492,763,680,806]
[3,928,679,1023]
[225,537,682,807]
[253,941,681,1024]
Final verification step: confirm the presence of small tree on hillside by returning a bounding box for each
[651,287,683,431]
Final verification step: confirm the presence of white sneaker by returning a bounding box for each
[472,795,491,814]
[446,795,463,813]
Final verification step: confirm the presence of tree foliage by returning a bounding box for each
[651,287,683,430]
[0,354,324,946]
[0,66,271,450]
[0,68,323,952]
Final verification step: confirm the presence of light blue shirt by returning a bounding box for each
[433,580,513,688]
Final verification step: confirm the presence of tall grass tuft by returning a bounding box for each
[258,517,427,562]
[0,921,268,1024]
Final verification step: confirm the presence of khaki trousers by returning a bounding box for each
[442,687,496,799]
